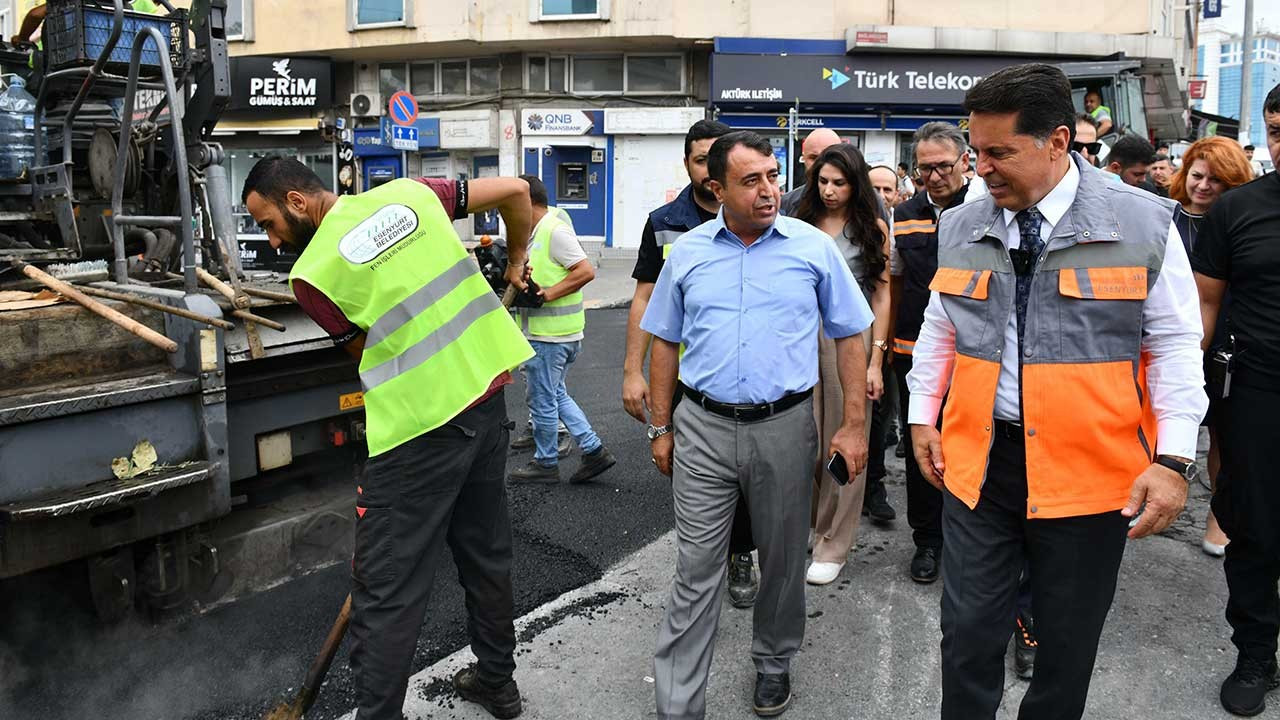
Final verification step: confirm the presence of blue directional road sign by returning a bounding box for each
[390,124,418,151]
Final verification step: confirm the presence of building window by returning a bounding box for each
[626,55,683,93]
[534,0,608,21]
[379,64,407,100]
[351,0,410,29]
[0,8,11,41]
[572,55,623,93]
[526,55,569,93]
[549,57,568,92]
[527,56,547,91]
[411,62,435,95]
[226,0,253,41]
[440,61,468,95]
[470,58,500,95]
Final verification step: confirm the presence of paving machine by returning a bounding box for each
[0,0,363,620]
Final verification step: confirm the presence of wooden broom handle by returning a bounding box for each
[17,263,178,353]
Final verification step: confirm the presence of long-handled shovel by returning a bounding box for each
[261,594,352,720]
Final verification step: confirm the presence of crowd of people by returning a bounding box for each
[625,66,1280,720]
[233,61,1280,720]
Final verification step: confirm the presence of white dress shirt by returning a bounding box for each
[907,160,1207,459]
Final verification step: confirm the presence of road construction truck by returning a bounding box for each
[0,0,363,619]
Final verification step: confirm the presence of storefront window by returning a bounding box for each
[572,56,623,93]
[303,151,336,192]
[626,55,682,93]
[440,61,467,95]
[411,62,435,96]
[227,148,299,214]
[470,58,500,95]
[379,64,407,101]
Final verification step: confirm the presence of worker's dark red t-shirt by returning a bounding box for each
[292,177,512,404]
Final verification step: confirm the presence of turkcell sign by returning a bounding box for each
[712,53,1018,106]
[390,125,418,151]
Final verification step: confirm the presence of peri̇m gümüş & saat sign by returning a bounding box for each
[230,57,334,113]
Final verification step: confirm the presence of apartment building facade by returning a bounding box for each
[221,0,1195,247]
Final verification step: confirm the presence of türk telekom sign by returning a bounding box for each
[229,57,333,114]
[712,53,1018,107]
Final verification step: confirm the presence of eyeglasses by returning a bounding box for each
[1072,141,1102,155]
[913,157,963,179]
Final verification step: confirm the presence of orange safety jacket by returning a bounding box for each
[929,155,1171,519]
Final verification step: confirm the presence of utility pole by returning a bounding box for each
[1240,0,1255,144]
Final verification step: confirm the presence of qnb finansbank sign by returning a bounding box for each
[712,53,1015,106]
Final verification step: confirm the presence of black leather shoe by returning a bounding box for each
[569,446,616,483]
[895,442,907,458]
[1221,656,1280,716]
[508,461,559,484]
[753,672,791,717]
[910,546,940,584]
[727,552,758,608]
[885,427,899,446]
[1014,612,1037,680]
[453,665,522,719]
[863,482,896,523]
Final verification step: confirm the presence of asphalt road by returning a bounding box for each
[0,307,677,720]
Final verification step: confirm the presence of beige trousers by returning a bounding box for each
[810,329,873,564]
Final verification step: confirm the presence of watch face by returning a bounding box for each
[646,426,657,440]
[1186,463,1200,483]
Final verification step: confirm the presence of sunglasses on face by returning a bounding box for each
[1072,141,1102,155]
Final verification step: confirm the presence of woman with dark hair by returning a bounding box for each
[1168,136,1253,558]
[794,143,891,585]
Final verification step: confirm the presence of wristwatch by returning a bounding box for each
[1155,455,1200,484]
[646,424,673,441]
[872,339,889,352]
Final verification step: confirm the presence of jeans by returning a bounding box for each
[525,340,601,466]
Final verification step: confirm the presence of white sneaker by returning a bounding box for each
[1203,539,1227,557]
[805,561,844,585]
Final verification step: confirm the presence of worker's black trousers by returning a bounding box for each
[892,354,944,550]
[940,428,1128,720]
[349,390,517,720]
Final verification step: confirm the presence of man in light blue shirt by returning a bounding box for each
[641,131,873,719]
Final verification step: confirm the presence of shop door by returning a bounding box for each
[540,146,606,239]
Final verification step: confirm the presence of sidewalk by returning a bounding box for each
[346,439,1254,720]
[583,251,638,310]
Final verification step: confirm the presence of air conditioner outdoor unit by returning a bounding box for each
[350,92,382,117]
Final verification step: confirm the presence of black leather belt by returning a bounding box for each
[993,419,1024,442]
[682,386,813,423]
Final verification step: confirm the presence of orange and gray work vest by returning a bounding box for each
[930,154,1171,520]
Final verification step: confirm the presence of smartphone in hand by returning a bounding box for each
[826,452,850,486]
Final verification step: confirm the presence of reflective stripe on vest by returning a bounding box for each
[516,210,585,338]
[892,338,916,356]
[289,178,533,457]
[656,229,683,259]
[929,158,1171,520]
